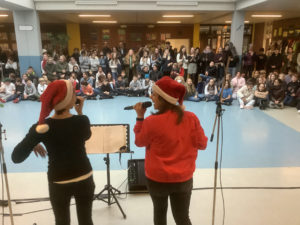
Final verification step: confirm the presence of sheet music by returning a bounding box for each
[86,125,128,154]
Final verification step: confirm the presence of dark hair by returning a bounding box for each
[16,78,21,83]
[81,81,88,86]
[246,79,255,86]
[56,108,66,115]
[152,95,184,124]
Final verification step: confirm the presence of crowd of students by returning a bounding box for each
[0,41,300,113]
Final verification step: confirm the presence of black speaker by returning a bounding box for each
[128,159,147,191]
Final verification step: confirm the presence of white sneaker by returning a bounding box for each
[298,110,300,114]
[240,105,244,109]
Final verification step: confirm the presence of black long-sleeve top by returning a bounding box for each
[12,115,92,182]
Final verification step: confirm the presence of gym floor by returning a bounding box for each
[0,97,300,225]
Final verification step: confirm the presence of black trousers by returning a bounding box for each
[49,176,95,225]
[147,178,193,225]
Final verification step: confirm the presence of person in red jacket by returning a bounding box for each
[134,76,208,225]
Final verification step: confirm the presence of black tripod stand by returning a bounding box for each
[210,100,225,225]
[0,123,14,225]
[94,153,126,219]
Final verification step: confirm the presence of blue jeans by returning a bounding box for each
[186,96,200,102]
[228,67,236,77]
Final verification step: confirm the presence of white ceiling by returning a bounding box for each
[0,10,299,24]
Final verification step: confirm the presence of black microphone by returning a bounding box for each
[124,101,152,110]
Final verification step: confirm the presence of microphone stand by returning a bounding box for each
[0,123,14,225]
[210,57,229,225]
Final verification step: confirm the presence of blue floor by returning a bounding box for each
[1,97,300,173]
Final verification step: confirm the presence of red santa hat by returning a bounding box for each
[152,76,186,105]
[36,80,74,133]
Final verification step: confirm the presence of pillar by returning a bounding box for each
[230,10,245,56]
[66,23,81,56]
[193,23,200,48]
[13,10,42,76]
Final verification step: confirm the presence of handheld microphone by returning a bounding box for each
[124,101,152,110]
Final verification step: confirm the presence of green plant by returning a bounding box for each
[47,33,70,54]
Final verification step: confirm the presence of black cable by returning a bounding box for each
[220,112,225,225]
[0,152,4,225]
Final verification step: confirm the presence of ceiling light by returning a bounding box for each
[157,21,181,24]
[162,15,194,18]
[0,14,8,17]
[79,15,111,17]
[225,20,250,23]
[93,21,117,24]
[251,15,282,18]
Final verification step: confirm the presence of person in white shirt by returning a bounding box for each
[231,71,246,99]
[5,57,17,74]
[176,46,188,78]
[37,78,48,96]
[0,78,16,103]
[140,51,151,71]
[68,57,79,72]
[237,79,255,109]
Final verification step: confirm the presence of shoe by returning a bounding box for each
[13,98,19,103]
[298,110,300,114]
[240,105,244,109]
[0,98,6,103]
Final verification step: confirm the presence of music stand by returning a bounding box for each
[85,124,130,219]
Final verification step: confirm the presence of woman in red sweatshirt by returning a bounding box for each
[134,76,208,225]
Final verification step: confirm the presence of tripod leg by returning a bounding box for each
[111,186,121,194]
[109,189,126,219]
[94,186,108,200]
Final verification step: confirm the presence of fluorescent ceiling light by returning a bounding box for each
[93,21,117,24]
[251,15,282,18]
[76,1,117,5]
[225,20,250,23]
[79,15,111,17]
[157,21,181,24]
[0,14,8,17]
[163,15,194,18]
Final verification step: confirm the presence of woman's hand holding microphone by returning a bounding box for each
[134,102,147,119]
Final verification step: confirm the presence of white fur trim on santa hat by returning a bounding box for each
[54,80,73,111]
[152,84,178,105]
[36,124,49,134]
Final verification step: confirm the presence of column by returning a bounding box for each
[230,10,245,56]
[193,23,200,48]
[13,10,42,76]
[66,23,81,56]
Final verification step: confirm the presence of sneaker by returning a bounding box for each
[0,98,6,103]
[13,98,19,103]
[245,105,253,110]
[298,110,300,114]
[240,105,244,109]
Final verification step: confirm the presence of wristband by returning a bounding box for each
[136,117,144,121]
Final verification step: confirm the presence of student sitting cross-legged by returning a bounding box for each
[115,75,128,96]
[204,79,218,102]
[79,81,97,100]
[185,78,200,102]
[269,79,285,109]
[24,79,39,101]
[218,80,233,105]
[237,79,255,109]
[254,83,269,110]
[99,79,114,99]
[128,75,143,97]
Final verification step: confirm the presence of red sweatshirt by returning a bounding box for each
[134,110,207,183]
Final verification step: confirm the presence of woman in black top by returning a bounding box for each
[12,80,94,225]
